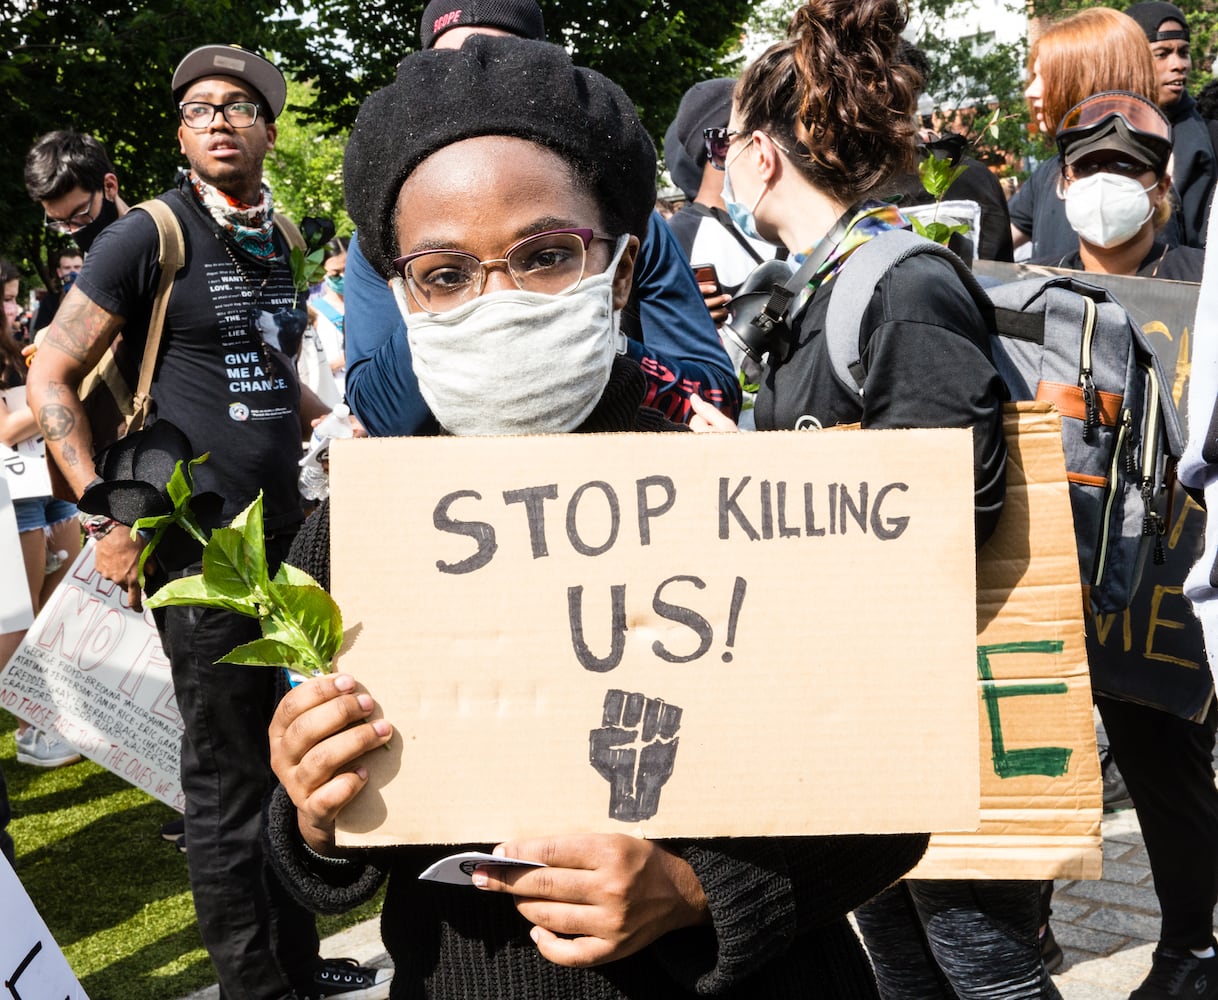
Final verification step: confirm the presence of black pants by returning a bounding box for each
[1096,693,1218,951]
[855,879,1062,1000]
[153,534,320,1000]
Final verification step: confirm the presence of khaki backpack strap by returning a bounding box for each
[273,214,306,252]
[128,199,185,432]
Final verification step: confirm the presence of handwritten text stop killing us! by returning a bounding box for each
[427,474,914,671]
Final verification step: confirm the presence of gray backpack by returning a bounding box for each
[822,228,1183,614]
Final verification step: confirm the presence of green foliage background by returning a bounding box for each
[1,709,384,1000]
[2,0,754,289]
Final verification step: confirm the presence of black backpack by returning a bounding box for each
[821,229,1183,614]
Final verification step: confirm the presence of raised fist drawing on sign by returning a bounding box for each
[589,689,682,822]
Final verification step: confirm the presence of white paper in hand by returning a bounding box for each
[418,851,546,886]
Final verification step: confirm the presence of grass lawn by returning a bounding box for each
[1,708,384,1000]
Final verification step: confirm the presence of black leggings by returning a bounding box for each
[855,879,1062,1000]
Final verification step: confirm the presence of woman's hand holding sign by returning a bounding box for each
[471,833,710,967]
[269,674,393,855]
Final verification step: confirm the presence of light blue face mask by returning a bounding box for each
[325,274,344,296]
[721,140,764,241]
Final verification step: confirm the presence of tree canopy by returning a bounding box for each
[3,0,756,287]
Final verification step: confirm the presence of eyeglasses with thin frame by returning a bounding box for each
[178,100,261,130]
[393,227,614,313]
[44,188,102,234]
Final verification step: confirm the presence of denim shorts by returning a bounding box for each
[13,496,78,534]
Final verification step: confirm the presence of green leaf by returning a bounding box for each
[145,572,260,615]
[166,459,193,507]
[268,581,344,666]
[202,526,267,606]
[216,637,309,669]
[273,561,324,590]
[229,493,269,594]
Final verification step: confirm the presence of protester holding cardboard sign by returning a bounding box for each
[267,35,931,999]
[706,1,1069,997]
[1041,94,1218,999]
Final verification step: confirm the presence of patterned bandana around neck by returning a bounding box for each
[795,201,908,295]
[188,171,276,262]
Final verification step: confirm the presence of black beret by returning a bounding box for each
[663,78,735,201]
[344,36,657,280]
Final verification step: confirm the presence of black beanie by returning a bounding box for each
[420,0,546,49]
[663,78,735,201]
[344,35,657,280]
[1125,2,1190,40]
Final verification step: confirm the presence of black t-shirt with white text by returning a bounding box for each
[75,181,307,531]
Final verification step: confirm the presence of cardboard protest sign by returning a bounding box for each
[975,261,1210,720]
[0,543,184,811]
[912,404,1102,880]
[330,428,983,845]
[0,477,35,634]
[0,387,52,500]
[0,852,89,999]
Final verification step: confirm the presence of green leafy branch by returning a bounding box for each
[911,108,1004,248]
[144,488,343,678]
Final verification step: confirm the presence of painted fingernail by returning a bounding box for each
[372,720,391,737]
[334,674,355,692]
[355,767,367,781]
[356,693,374,712]
[471,871,488,888]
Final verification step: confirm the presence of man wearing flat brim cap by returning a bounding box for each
[1124,1,1216,248]
[172,43,287,120]
[26,40,391,1000]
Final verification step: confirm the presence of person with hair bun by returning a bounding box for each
[267,33,931,1000]
[697,1,1060,997]
[1009,7,1162,262]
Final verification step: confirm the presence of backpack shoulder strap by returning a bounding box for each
[273,214,306,252]
[823,229,987,396]
[127,198,186,428]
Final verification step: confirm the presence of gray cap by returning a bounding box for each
[172,45,286,119]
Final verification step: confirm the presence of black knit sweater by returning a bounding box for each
[265,356,929,998]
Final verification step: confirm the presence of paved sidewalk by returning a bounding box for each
[1050,806,1160,999]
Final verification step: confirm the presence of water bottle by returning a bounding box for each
[299,403,353,501]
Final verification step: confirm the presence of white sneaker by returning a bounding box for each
[15,728,82,768]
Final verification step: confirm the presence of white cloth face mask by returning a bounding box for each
[1064,172,1156,249]
[393,236,629,436]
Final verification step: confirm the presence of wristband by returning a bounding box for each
[79,513,119,540]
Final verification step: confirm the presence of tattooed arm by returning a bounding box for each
[26,287,149,609]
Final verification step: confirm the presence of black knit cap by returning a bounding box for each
[663,78,735,201]
[420,0,546,49]
[1125,2,1190,41]
[344,35,657,280]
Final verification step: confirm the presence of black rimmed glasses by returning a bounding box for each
[179,100,261,130]
[44,189,101,234]
[393,227,614,313]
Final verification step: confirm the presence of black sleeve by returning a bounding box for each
[71,204,164,341]
[651,833,929,993]
[264,783,388,914]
